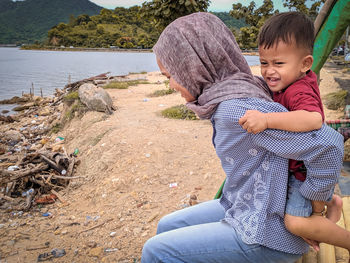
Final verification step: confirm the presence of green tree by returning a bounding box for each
[230,0,277,49]
[230,0,325,49]
[140,0,211,31]
[283,0,325,19]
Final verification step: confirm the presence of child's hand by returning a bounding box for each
[239,110,268,134]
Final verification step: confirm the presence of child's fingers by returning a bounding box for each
[238,115,247,126]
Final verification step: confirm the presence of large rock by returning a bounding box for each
[78,83,115,114]
[3,130,22,144]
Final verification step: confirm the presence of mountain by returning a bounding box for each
[0,0,102,44]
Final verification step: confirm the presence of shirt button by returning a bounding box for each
[311,133,316,138]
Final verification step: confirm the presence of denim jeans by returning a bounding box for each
[141,199,302,263]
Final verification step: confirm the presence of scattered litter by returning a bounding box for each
[73,148,79,156]
[101,143,106,147]
[158,104,165,107]
[55,136,64,143]
[22,188,34,197]
[143,98,150,102]
[35,194,58,204]
[145,153,151,158]
[110,231,117,237]
[169,182,178,188]
[38,248,66,261]
[105,248,118,252]
[7,165,19,171]
[42,212,52,217]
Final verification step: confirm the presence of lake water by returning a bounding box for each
[0,47,260,113]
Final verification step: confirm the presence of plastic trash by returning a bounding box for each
[73,148,79,156]
[42,212,52,217]
[22,188,34,197]
[105,248,118,252]
[51,248,66,258]
[55,136,64,142]
[8,165,19,171]
[143,98,150,102]
[169,182,178,188]
[345,53,350,62]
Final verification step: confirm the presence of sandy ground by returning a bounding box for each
[0,63,347,262]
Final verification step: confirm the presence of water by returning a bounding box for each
[0,47,260,113]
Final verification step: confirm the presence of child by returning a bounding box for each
[239,12,350,252]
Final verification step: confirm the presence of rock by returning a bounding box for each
[13,102,35,111]
[86,241,97,248]
[4,130,22,144]
[78,83,116,114]
[1,110,9,114]
[88,247,103,257]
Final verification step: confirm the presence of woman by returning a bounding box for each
[141,12,343,263]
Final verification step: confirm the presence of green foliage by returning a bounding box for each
[149,88,175,97]
[47,6,159,48]
[161,105,198,120]
[63,91,79,105]
[283,0,325,20]
[324,90,348,110]
[230,0,277,49]
[103,80,150,89]
[140,0,211,31]
[0,0,102,44]
[230,0,324,49]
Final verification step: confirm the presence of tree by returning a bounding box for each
[140,0,211,32]
[230,0,277,49]
[283,0,326,20]
[230,0,325,49]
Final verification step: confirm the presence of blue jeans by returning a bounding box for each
[141,199,302,263]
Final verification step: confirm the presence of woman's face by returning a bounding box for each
[157,58,196,102]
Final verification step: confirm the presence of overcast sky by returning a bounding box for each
[89,0,287,12]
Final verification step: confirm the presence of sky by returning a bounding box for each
[89,0,287,12]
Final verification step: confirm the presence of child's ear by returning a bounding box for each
[301,55,313,73]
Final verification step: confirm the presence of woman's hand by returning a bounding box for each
[239,110,268,134]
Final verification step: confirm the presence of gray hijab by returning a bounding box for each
[153,12,272,119]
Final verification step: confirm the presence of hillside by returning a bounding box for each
[45,9,246,49]
[0,0,102,44]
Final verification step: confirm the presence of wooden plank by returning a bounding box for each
[318,243,336,263]
[335,198,350,262]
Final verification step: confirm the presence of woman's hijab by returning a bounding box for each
[153,12,272,119]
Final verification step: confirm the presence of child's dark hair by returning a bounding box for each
[258,12,314,54]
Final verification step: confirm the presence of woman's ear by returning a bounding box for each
[301,55,314,73]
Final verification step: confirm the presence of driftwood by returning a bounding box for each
[65,72,111,92]
[0,148,79,210]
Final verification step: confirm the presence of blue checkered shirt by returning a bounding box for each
[211,98,344,254]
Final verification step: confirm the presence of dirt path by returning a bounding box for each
[0,64,346,262]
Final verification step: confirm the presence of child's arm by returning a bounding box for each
[239,110,323,134]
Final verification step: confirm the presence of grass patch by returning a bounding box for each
[104,80,150,89]
[129,71,147,74]
[63,101,88,123]
[161,105,198,120]
[324,89,348,110]
[50,123,62,134]
[149,88,176,97]
[149,80,175,97]
[63,91,79,106]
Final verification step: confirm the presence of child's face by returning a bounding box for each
[259,40,312,93]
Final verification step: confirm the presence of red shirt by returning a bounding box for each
[273,70,325,181]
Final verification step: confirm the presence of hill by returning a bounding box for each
[0,0,102,44]
[45,9,246,49]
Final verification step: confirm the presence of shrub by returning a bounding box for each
[324,90,348,110]
[104,80,149,89]
[161,105,198,120]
